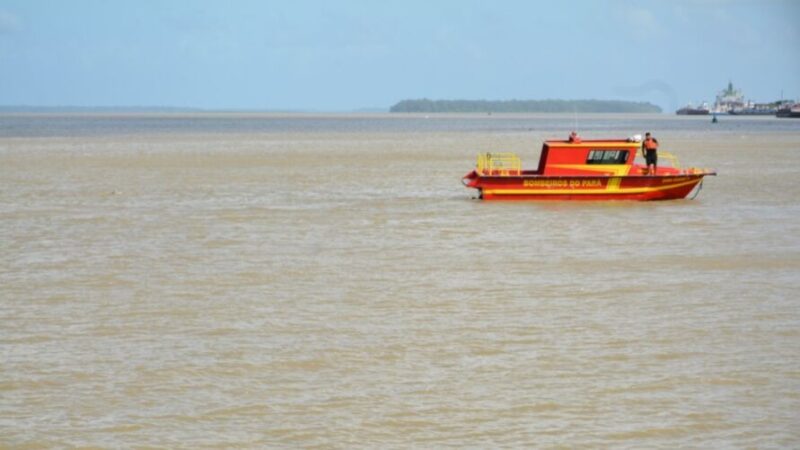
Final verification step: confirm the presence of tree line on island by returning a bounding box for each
[390,99,662,113]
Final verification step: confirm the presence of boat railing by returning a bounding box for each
[477,152,521,176]
[649,151,710,175]
[659,151,681,169]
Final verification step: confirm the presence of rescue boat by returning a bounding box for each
[462,133,716,201]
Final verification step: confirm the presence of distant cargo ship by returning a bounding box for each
[729,99,791,116]
[776,103,800,118]
[712,81,788,115]
[679,82,797,117]
[676,103,710,115]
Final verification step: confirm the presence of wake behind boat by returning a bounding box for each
[462,133,716,201]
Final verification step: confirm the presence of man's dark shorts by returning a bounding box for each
[645,149,657,165]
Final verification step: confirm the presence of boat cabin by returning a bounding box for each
[532,138,643,176]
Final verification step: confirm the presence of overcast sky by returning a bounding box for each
[0,0,798,111]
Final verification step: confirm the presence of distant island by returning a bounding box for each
[390,99,662,113]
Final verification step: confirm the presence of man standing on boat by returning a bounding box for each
[642,132,659,175]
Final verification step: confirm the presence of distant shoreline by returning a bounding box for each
[390,99,662,114]
[0,105,316,114]
[0,101,663,114]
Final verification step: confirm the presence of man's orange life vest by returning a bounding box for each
[644,137,658,150]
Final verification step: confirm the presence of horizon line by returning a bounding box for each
[0,105,390,113]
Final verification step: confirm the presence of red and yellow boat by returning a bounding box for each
[462,133,716,201]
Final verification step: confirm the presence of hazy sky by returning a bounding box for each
[0,0,798,111]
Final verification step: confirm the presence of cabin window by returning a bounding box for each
[587,150,629,164]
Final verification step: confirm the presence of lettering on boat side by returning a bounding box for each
[523,179,603,188]
[523,179,568,187]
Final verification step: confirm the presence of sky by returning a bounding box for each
[0,0,798,112]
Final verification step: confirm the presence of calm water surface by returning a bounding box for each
[2,113,799,447]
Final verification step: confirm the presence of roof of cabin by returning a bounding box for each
[544,139,642,148]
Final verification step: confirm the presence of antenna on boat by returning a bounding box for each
[573,106,578,133]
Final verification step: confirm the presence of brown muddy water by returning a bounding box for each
[1,113,799,447]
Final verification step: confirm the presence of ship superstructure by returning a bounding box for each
[713,81,746,114]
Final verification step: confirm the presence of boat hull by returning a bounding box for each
[776,109,800,118]
[676,108,710,115]
[729,110,776,116]
[464,173,710,201]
